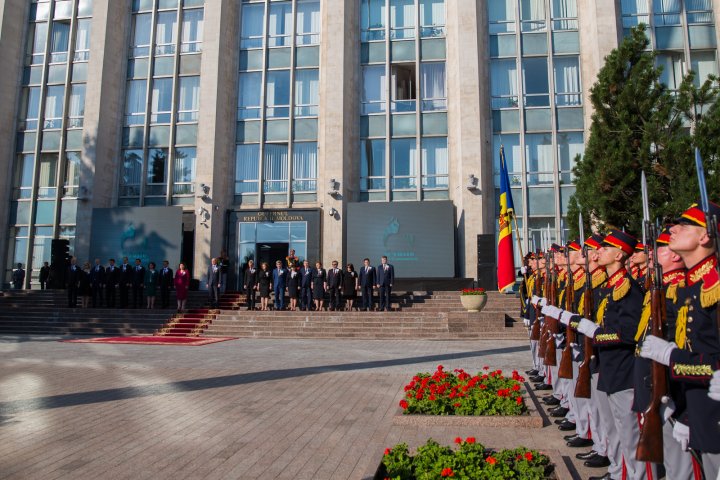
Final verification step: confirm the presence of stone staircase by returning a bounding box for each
[0,289,528,340]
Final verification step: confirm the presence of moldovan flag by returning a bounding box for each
[497,145,516,292]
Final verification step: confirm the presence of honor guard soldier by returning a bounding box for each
[640,202,720,479]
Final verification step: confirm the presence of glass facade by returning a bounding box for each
[235,0,321,206]
[620,0,718,90]
[488,0,584,261]
[119,0,204,207]
[359,0,449,202]
[10,0,93,285]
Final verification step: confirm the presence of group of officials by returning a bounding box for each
[521,201,720,480]
[65,256,191,312]
[232,250,396,312]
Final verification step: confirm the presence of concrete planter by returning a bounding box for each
[459,294,487,312]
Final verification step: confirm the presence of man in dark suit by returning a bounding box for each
[207,257,221,308]
[66,257,81,308]
[326,260,343,311]
[376,255,395,311]
[89,258,105,308]
[105,258,119,308]
[358,257,376,311]
[12,263,25,289]
[272,260,287,310]
[243,260,258,310]
[299,260,313,311]
[131,258,145,308]
[159,260,174,308]
[119,257,132,308]
[39,262,50,290]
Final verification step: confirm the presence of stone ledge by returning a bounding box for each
[391,387,543,428]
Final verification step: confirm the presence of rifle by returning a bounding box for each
[544,251,558,366]
[537,251,550,359]
[575,215,593,399]
[530,239,542,341]
[558,245,575,379]
[636,171,667,463]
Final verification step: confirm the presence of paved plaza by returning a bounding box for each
[0,337,593,479]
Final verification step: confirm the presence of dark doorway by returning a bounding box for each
[182,230,195,276]
[256,242,289,268]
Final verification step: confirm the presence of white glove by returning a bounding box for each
[709,370,720,402]
[672,421,690,451]
[660,397,675,422]
[577,318,599,338]
[572,344,581,360]
[523,319,531,328]
[520,266,528,275]
[555,334,563,347]
[639,335,677,366]
[538,297,547,307]
[541,305,563,319]
[560,310,574,326]
[531,295,540,305]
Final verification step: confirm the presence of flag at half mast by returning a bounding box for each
[497,145,516,292]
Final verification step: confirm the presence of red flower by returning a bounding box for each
[441,467,454,477]
[516,396,523,405]
[399,399,409,409]
[454,437,463,444]
[525,452,534,461]
[479,384,487,390]
[486,456,497,465]
[429,394,436,401]
[512,384,521,391]
[466,437,476,444]
[453,402,461,407]
[483,365,490,370]
[384,448,391,456]
[416,392,424,400]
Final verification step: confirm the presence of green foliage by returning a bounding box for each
[568,24,720,237]
[382,439,551,480]
[399,366,527,416]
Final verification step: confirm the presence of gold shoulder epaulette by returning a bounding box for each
[700,269,720,308]
[574,273,586,291]
[666,283,678,303]
[592,270,607,289]
[612,277,631,302]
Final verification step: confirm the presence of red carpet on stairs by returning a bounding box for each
[61,336,236,346]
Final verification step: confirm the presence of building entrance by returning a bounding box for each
[256,242,289,268]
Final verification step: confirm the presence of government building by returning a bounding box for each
[1,0,718,290]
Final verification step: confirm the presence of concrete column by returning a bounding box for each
[713,0,720,49]
[577,0,622,128]
[317,0,359,266]
[0,0,30,285]
[446,1,491,280]
[73,0,131,262]
[193,0,238,282]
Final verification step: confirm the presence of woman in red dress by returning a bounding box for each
[174,263,190,312]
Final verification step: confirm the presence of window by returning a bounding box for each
[523,57,550,107]
[63,151,81,197]
[265,70,291,118]
[294,69,319,116]
[177,76,200,122]
[653,0,681,26]
[419,0,445,37]
[50,21,70,62]
[120,150,143,197]
[296,0,320,45]
[553,56,581,105]
[421,137,448,189]
[621,0,650,31]
[173,147,196,194]
[525,133,554,185]
[691,51,718,86]
[391,138,417,189]
[557,132,583,183]
[29,23,48,64]
[74,19,91,61]
[125,80,147,125]
[37,153,58,198]
[360,139,386,190]
[520,0,547,32]
[361,0,387,41]
[68,84,86,128]
[131,13,152,57]
[146,148,168,195]
[686,0,713,24]
[390,0,415,39]
[151,78,173,123]
[268,2,293,47]
[391,64,416,112]
[44,85,65,129]
[421,62,446,111]
[362,65,387,114]
[490,59,518,108]
[235,144,260,194]
[657,52,684,91]
[551,0,578,30]
[22,87,42,130]
[238,72,262,119]
[292,142,318,192]
[489,0,516,33]
[263,144,289,193]
[181,9,203,53]
[240,3,265,48]
[156,11,178,55]
[14,155,35,199]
